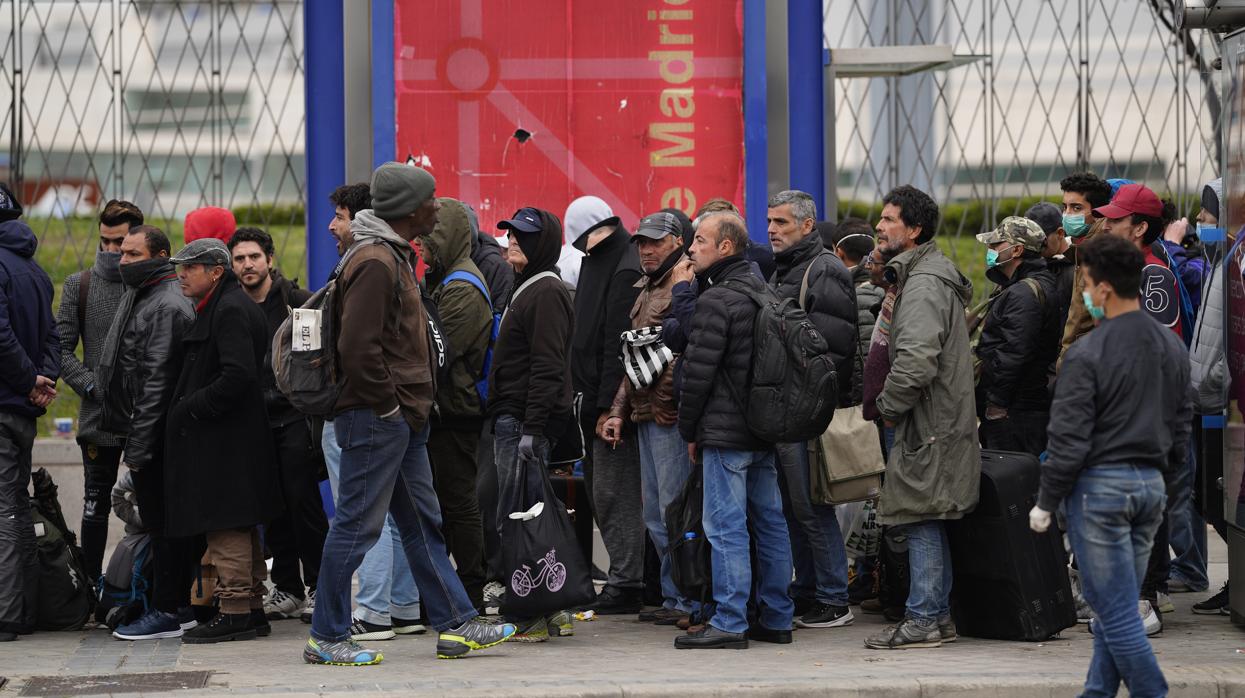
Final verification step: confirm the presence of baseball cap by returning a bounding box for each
[634,211,683,241]
[1024,202,1063,236]
[0,183,22,222]
[497,207,543,234]
[183,206,236,244]
[169,238,231,267]
[1094,183,1162,220]
[975,216,1046,253]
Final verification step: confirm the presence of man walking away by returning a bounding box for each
[674,212,793,650]
[57,199,142,582]
[865,186,980,650]
[306,163,514,665]
[0,187,59,642]
[227,228,329,622]
[1030,233,1190,698]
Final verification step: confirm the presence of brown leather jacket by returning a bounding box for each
[608,256,691,425]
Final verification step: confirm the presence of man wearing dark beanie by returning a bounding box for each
[305,162,515,665]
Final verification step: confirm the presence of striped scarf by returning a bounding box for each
[871,285,898,346]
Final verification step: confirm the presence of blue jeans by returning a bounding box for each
[897,520,952,623]
[1066,465,1167,698]
[637,421,696,612]
[776,441,850,607]
[492,415,553,532]
[1167,439,1208,590]
[322,420,421,623]
[701,447,793,634]
[312,409,475,641]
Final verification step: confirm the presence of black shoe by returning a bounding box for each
[638,607,687,625]
[747,626,792,644]
[182,613,257,644]
[249,609,271,637]
[674,625,748,650]
[1193,583,1230,615]
[0,631,15,642]
[591,564,608,584]
[583,587,643,615]
[796,603,855,629]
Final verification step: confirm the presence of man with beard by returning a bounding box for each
[56,199,142,582]
[227,228,328,622]
[104,225,197,641]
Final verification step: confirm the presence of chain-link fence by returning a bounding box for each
[1,0,305,277]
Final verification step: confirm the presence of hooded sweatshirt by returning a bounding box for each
[488,208,574,436]
[464,204,515,310]
[0,219,59,418]
[561,196,615,288]
[426,199,493,424]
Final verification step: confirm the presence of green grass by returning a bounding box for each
[32,217,307,436]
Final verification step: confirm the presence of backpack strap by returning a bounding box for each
[797,250,835,310]
[1020,277,1045,307]
[443,269,493,309]
[501,270,560,324]
[77,268,91,331]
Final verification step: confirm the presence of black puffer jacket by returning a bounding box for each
[975,256,1061,413]
[770,233,857,403]
[1047,251,1075,330]
[678,255,769,452]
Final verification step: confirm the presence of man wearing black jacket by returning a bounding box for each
[766,190,857,629]
[571,213,646,614]
[228,228,328,622]
[974,216,1060,456]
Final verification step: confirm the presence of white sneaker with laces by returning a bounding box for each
[300,589,316,624]
[263,588,304,620]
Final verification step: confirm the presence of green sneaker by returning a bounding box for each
[548,610,574,637]
[436,618,517,659]
[302,636,383,666]
[510,616,550,643]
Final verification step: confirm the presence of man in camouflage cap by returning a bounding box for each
[973,216,1062,456]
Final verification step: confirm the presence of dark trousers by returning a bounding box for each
[978,409,1049,458]
[428,423,486,608]
[80,443,124,582]
[265,419,328,598]
[0,412,36,634]
[476,419,504,582]
[132,464,198,614]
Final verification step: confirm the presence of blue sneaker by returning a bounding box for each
[303,636,383,666]
[113,609,184,641]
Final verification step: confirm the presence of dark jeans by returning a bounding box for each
[775,441,849,607]
[0,412,36,634]
[265,419,328,598]
[978,409,1049,458]
[312,409,476,641]
[132,464,198,614]
[80,443,124,583]
[428,424,486,608]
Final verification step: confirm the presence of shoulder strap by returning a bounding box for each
[501,270,559,324]
[1020,277,1045,307]
[77,268,91,330]
[798,250,833,310]
[442,269,492,308]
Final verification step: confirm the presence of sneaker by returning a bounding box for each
[182,612,257,644]
[674,625,749,650]
[581,587,643,615]
[937,615,957,643]
[1070,568,1093,624]
[303,636,382,666]
[1089,600,1162,637]
[1193,583,1230,615]
[264,588,304,620]
[796,603,854,629]
[348,619,396,641]
[548,610,574,637]
[393,617,427,636]
[299,589,316,624]
[638,607,686,626]
[511,617,550,643]
[436,617,517,659]
[864,617,942,650]
[1153,591,1175,615]
[113,609,184,641]
[482,580,506,613]
[177,607,199,631]
[250,609,271,637]
[1168,577,1207,594]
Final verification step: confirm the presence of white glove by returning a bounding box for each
[1029,505,1052,533]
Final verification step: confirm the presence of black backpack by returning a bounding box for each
[30,468,95,630]
[722,278,838,443]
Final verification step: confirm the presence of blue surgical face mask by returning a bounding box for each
[985,248,1000,269]
[1082,290,1105,321]
[1063,214,1089,239]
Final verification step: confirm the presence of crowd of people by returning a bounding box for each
[0,163,1230,695]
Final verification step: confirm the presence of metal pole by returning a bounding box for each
[112,0,124,197]
[370,0,395,169]
[1077,0,1089,171]
[786,0,825,218]
[743,0,768,241]
[343,0,373,181]
[824,54,838,222]
[11,0,22,190]
[304,0,347,289]
[211,0,222,204]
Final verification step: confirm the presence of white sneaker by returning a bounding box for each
[300,589,316,624]
[1154,591,1175,614]
[263,589,305,620]
[483,581,505,613]
[1140,600,1162,636]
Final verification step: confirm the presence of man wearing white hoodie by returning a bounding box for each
[561,196,615,288]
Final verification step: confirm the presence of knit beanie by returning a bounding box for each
[371,162,436,220]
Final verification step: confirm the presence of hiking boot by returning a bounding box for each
[393,617,427,636]
[1193,583,1230,615]
[938,615,957,643]
[639,607,687,626]
[182,612,257,644]
[264,588,304,620]
[548,610,574,637]
[348,619,395,641]
[796,603,854,629]
[303,636,382,666]
[113,609,183,641]
[864,617,942,650]
[581,587,643,615]
[177,607,199,631]
[747,625,793,644]
[511,616,550,643]
[675,625,748,650]
[250,610,271,637]
[436,617,516,659]
[299,589,315,624]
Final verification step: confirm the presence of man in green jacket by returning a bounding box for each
[865,186,981,650]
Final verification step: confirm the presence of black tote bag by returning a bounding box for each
[664,463,713,602]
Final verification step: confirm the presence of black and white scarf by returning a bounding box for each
[619,326,674,389]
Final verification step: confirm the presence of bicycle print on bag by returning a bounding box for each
[510,548,568,597]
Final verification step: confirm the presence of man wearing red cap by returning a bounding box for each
[1094,183,1183,340]
[183,206,237,245]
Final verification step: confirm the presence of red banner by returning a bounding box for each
[393,0,745,230]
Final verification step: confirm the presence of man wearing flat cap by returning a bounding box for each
[163,237,282,644]
[973,216,1060,456]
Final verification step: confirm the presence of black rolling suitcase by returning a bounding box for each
[946,449,1076,641]
[549,470,594,573]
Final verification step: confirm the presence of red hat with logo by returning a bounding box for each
[183,206,237,244]
[1093,183,1162,219]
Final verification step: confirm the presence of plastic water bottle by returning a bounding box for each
[684,531,697,540]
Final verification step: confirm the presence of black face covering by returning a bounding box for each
[645,243,684,282]
[94,251,122,283]
[119,256,174,289]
